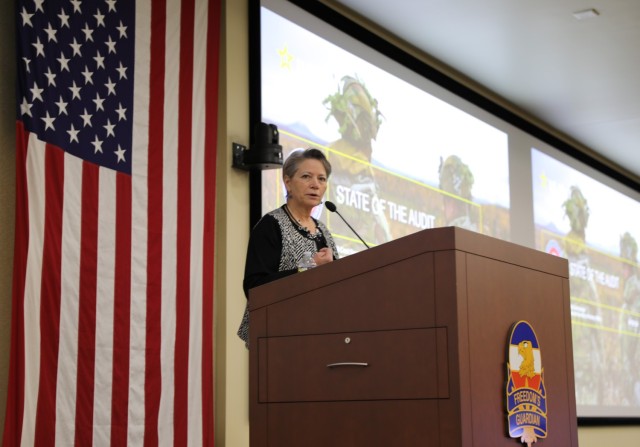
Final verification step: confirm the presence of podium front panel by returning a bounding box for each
[249,227,578,447]
[259,327,448,403]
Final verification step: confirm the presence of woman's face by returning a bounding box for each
[284,159,328,209]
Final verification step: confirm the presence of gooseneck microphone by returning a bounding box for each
[324,201,370,249]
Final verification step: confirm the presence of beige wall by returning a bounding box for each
[0,0,15,436]
[216,0,251,445]
[578,425,640,447]
[0,0,638,445]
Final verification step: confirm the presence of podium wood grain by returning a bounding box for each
[249,227,578,447]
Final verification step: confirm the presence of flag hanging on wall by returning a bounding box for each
[5,0,219,445]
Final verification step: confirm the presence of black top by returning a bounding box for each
[237,205,339,345]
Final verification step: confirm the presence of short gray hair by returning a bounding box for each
[282,148,332,180]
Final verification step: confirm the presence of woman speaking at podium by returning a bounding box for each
[237,148,339,347]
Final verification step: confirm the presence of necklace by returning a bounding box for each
[285,205,313,232]
[285,204,306,224]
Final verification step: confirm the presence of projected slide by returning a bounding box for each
[532,148,640,416]
[260,7,510,256]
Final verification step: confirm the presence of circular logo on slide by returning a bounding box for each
[545,239,564,257]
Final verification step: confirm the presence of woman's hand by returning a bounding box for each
[313,247,334,265]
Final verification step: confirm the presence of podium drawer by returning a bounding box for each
[258,328,448,403]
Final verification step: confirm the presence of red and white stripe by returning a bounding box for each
[5,0,219,445]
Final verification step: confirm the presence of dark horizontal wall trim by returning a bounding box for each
[287,0,640,193]
[249,0,264,229]
[578,417,640,426]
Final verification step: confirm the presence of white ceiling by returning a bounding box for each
[331,0,640,182]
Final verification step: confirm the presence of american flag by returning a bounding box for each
[5,0,219,445]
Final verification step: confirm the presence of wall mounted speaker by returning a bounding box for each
[232,122,283,171]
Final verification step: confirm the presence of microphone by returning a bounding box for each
[325,201,370,249]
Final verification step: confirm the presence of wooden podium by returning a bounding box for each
[249,227,579,447]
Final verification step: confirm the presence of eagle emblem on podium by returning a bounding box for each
[506,321,548,446]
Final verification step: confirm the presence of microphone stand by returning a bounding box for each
[325,201,370,249]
